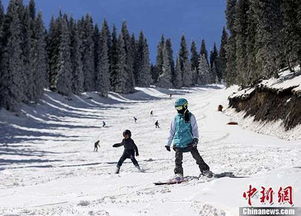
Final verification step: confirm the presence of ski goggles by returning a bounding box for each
[175,103,188,110]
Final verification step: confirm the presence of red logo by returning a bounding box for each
[243,185,294,206]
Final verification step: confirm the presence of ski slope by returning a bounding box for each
[0,86,300,216]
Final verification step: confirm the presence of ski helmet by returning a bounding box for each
[175,98,188,111]
[123,129,132,137]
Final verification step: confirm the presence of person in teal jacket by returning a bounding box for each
[165,98,212,178]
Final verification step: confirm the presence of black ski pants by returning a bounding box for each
[117,149,139,167]
[174,146,209,176]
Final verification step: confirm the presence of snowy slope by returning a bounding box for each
[0,86,300,216]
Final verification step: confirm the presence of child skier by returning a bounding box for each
[113,130,141,174]
[165,98,212,178]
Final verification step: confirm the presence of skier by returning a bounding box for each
[155,120,160,128]
[150,110,153,116]
[102,121,106,127]
[133,117,137,123]
[165,98,212,178]
[94,140,100,152]
[113,130,141,174]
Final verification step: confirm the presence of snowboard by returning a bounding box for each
[154,176,198,185]
[154,172,236,186]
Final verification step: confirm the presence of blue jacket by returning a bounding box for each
[166,112,199,148]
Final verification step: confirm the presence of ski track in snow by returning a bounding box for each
[0,86,300,216]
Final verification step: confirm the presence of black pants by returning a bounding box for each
[117,150,139,167]
[174,146,209,175]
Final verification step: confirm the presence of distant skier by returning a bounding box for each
[150,110,153,116]
[113,130,141,174]
[165,98,212,178]
[94,140,100,152]
[133,117,137,123]
[169,94,172,98]
[155,120,160,128]
[102,121,106,127]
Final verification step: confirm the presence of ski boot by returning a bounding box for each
[200,170,214,178]
[174,173,184,181]
[115,166,120,174]
[135,165,143,172]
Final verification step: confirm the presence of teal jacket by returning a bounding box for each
[166,112,199,148]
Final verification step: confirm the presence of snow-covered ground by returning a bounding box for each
[0,86,300,216]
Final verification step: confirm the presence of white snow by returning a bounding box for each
[0,86,300,216]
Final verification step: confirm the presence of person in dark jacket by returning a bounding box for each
[113,130,141,174]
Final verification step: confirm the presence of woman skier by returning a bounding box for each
[113,130,141,174]
[165,98,212,178]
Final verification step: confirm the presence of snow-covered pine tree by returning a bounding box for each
[200,39,209,64]
[78,15,95,91]
[209,43,219,83]
[131,33,138,84]
[0,0,26,111]
[156,35,165,77]
[190,41,199,85]
[234,0,249,87]
[115,33,128,93]
[225,0,237,86]
[253,0,283,79]
[281,0,301,72]
[70,18,84,95]
[210,62,218,84]
[179,35,192,87]
[29,12,48,102]
[198,54,210,85]
[218,27,228,83]
[56,16,72,96]
[157,44,173,88]
[93,24,100,84]
[28,0,35,20]
[110,25,119,91]
[47,16,61,91]
[95,20,110,97]
[121,21,135,92]
[135,31,152,87]
[165,39,175,85]
[174,57,183,88]
[20,3,33,103]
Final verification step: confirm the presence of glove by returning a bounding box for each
[192,138,198,148]
[136,153,139,156]
[165,145,171,152]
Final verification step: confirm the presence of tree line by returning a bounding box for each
[224,0,301,87]
[0,0,224,112]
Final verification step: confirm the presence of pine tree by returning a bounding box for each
[157,44,173,88]
[165,38,175,84]
[20,3,33,103]
[179,35,192,87]
[28,0,36,20]
[56,16,72,96]
[0,0,26,110]
[200,39,208,64]
[234,0,249,87]
[121,21,135,92]
[218,27,228,82]
[281,0,301,71]
[110,25,119,91]
[174,57,183,88]
[29,12,48,102]
[115,34,128,93]
[190,41,199,85]
[70,18,84,95]
[136,31,152,87]
[225,0,237,86]
[198,54,210,85]
[47,16,61,91]
[156,35,165,76]
[209,43,219,83]
[95,20,111,97]
[78,15,95,91]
